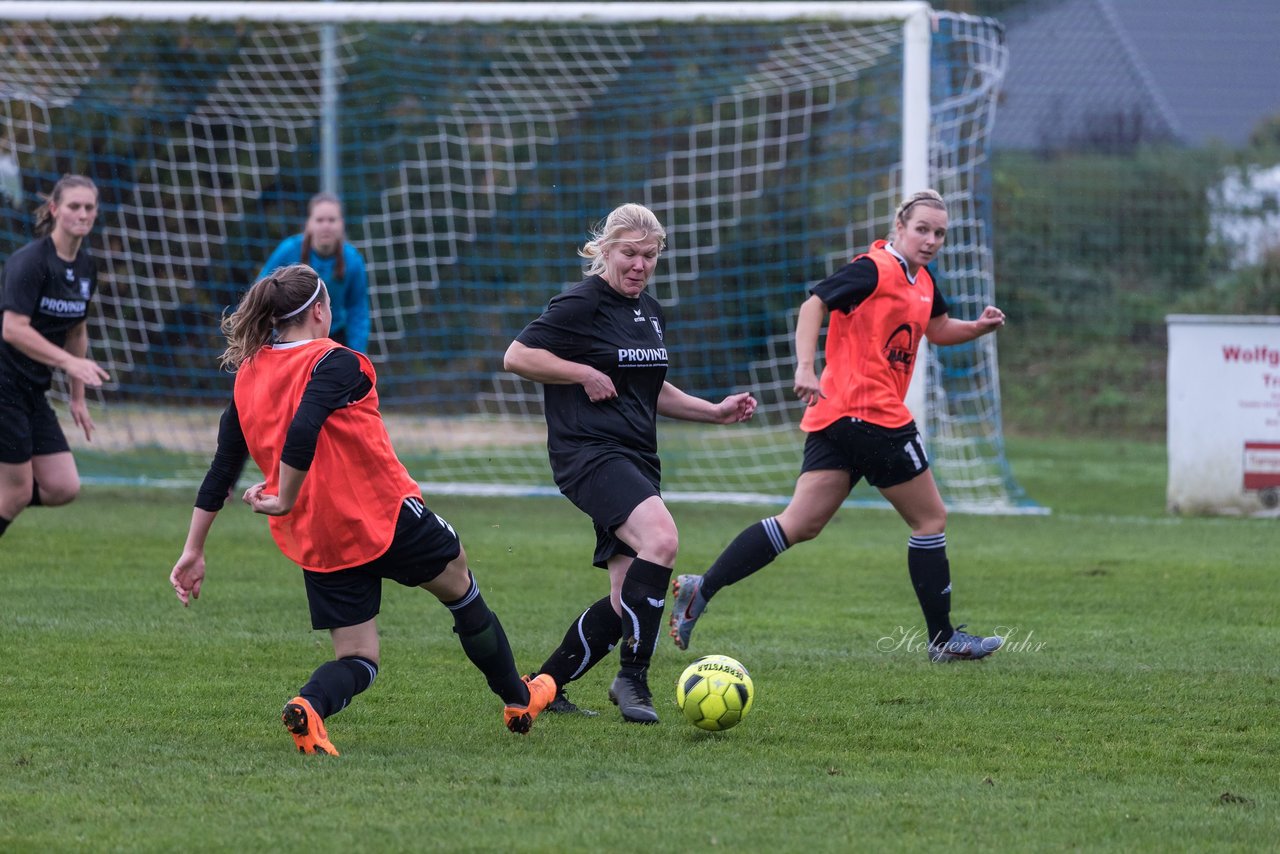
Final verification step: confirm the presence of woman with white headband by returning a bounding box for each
[167,263,554,755]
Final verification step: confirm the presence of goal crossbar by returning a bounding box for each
[0,1,932,222]
[0,2,933,24]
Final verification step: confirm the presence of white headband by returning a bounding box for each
[278,278,325,320]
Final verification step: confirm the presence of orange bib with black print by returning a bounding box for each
[234,339,421,571]
[801,240,934,431]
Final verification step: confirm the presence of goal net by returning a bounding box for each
[0,2,1034,511]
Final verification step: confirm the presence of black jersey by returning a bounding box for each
[515,275,669,488]
[0,236,98,388]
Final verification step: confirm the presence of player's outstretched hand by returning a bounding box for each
[242,481,292,516]
[65,356,110,388]
[581,368,618,403]
[794,364,824,407]
[70,399,96,442]
[170,551,205,607]
[716,391,758,424]
[976,305,1006,333]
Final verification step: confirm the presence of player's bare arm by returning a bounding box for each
[793,294,829,405]
[1,310,110,387]
[657,382,757,424]
[243,462,308,516]
[169,507,217,606]
[503,340,616,402]
[64,321,98,441]
[925,306,1006,346]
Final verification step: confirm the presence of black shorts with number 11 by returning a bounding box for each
[800,417,929,489]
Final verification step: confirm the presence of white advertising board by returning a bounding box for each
[1166,314,1280,516]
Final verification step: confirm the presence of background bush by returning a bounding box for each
[991,143,1279,439]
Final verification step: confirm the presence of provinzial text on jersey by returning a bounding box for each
[618,347,668,366]
[39,296,87,316]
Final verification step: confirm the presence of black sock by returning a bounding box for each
[444,574,528,705]
[701,517,790,601]
[618,558,673,676]
[0,516,10,538]
[908,533,953,644]
[537,595,621,688]
[29,481,42,507]
[299,655,378,719]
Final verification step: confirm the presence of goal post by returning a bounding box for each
[0,1,1036,512]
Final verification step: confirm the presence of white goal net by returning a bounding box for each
[0,2,1034,511]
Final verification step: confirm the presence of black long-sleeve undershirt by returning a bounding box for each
[811,255,949,317]
[194,347,372,511]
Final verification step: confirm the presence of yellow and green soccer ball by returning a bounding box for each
[675,654,754,732]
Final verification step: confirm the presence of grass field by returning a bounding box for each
[1,436,1275,852]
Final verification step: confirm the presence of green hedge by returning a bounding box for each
[990,147,1276,438]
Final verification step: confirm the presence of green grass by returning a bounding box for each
[1,436,1275,851]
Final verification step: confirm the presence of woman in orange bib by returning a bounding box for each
[168,264,553,754]
[669,190,1009,663]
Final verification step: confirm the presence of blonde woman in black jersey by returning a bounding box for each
[504,203,757,723]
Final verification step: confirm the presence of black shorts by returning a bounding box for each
[301,497,462,630]
[0,371,69,465]
[559,453,660,569]
[800,417,929,490]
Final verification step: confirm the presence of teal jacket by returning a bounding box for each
[259,234,369,354]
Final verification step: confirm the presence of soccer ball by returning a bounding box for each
[675,654,754,732]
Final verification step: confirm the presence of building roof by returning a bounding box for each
[993,0,1280,150]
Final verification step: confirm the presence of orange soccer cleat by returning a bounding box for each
[281,696,339,755]
[504,673,556,734]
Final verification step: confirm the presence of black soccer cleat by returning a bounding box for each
[608,671,659,724]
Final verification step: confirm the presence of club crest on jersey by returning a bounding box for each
[883,323,916,372]
[79,278,91,300]
[650,318,663,341]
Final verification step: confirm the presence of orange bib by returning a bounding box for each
[801,241,935,431]
[235,340,421,571]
